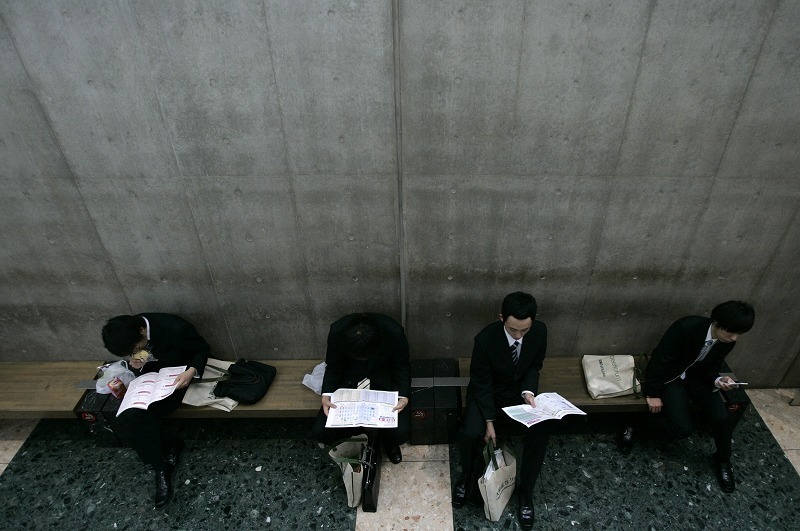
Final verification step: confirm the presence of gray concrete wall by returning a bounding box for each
[0,0,797,387]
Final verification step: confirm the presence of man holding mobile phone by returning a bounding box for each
[618,300,755,493]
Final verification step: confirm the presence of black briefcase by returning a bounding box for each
[361,433,382,512]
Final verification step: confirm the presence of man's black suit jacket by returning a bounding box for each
[644,315,736,398]
[321,313,411,398]
[136,313,209,378]
[466,319,548,422]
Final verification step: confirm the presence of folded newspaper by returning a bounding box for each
[501,392,585,427]
[325,388,399,428]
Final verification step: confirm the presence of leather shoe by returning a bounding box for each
[154,466,174,509]
[163,439,185,468]
[616,425,634,455]
[452,479,467,508]
[517,494,534,530]
[713,454,736,493]
[383,441,402,464]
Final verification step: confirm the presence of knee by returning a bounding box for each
[671,420,693,439]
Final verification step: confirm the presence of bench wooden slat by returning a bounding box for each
[0,361,102,419]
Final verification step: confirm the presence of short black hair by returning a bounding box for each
[102,315,145,356]
[501,292,538,322]
[711,301,755,334]
[340,314,380,361]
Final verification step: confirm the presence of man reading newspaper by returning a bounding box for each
[312,313,411,464]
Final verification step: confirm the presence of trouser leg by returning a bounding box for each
[517,420,551,499]
[118,388,185,469]
[651,380,694,439]
[686,381,735,461]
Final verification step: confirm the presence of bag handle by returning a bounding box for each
[482,439,500,470]
[329,436,368,465]
[196,363,232,384]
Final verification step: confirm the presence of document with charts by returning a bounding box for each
[501,392,586,427]
[116,366,187,416]
[325,388,399,428]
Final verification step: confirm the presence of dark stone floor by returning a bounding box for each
[0,407,798,530]
[449,410,800,530]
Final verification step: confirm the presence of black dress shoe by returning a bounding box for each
[163,439,185,468]
[452,479,467,508]
[154,466,174,509]
[616,425,634,455]
[517,494,534,530]
[383,441,402,464]
[713,455,736,493]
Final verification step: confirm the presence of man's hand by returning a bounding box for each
[523,392,536,408]
[717,376,737,391]
[484,421,496,446]
[128,357,146,370]
[393,396,409,412]
[321,395,337,416]
[646,396,663,414]
[173,367,197,389]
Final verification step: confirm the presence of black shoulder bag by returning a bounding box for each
[200,359,277,405]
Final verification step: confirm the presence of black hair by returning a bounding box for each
[501,292,538,322]
[340,314,380,361]
[710,301,755,334]
[101,315,146,356]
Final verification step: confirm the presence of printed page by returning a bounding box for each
[332,388,397,406]
[501,392,585,427]
[326,388,399,428]
[116,366,187,416]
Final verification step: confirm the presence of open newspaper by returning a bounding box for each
[501,392,586,427]
[325,388,399,428]
[117,366,187,416]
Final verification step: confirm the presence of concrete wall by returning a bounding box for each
[0,0,798,387]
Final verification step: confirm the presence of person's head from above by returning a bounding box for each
[499,291,538,340]
[710,300,755,343]
[341,314,380,361]
[102,315,148,357]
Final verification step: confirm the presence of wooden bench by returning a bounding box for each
[0,357,651,420]
[0,360,325,419]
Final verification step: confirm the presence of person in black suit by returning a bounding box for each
[452,292,548,530]
[102,313,209,508]
[312,313,411,464]
[619,300,755,493]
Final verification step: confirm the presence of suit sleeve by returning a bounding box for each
[521,324,547,394]
[469,336,496,422]
[321,325,344,394]
[644,320,684,398]
[177,321,209,378]
[390,327,411,398]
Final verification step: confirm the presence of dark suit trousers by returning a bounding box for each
[312,407,410,447]
[458,399,551,500]
[118,387,187,468]
[651,378,736,461]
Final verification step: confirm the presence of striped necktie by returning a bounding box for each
[697,339,714,361]
[510,340,520,365]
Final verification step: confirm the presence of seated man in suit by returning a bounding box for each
[312,313,411,464]
[619,300,755,493]
[102,313,209,508]
[452,292,549,530]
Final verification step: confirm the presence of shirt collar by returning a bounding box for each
[706,325,716,344]
[503,326,522,348]
[142,316,151,341]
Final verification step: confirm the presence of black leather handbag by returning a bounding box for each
[204,360,277,404]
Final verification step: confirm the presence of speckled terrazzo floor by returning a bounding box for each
[449,410,800,530]
[0,407,798,530]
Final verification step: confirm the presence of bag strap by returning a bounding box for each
[196,363,232,384]
[482,440,500,470]
[329,436,368,465]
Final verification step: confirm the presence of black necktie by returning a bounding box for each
[510,340,520,365]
